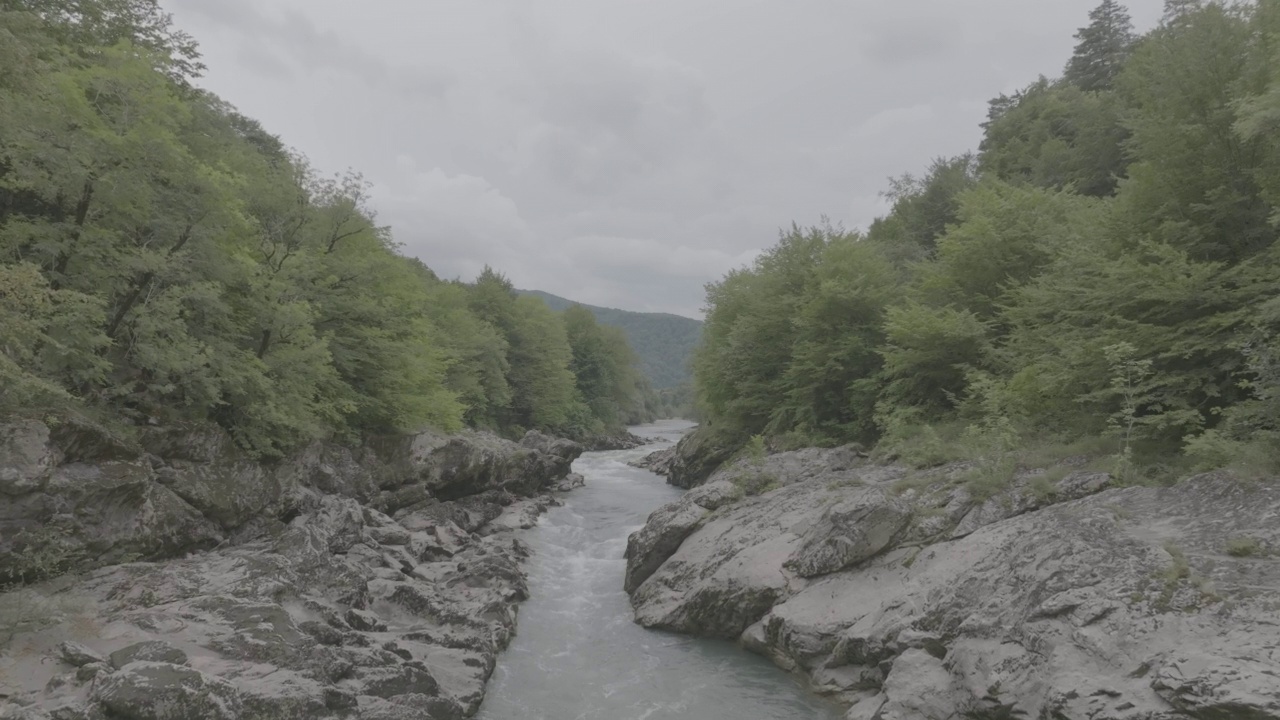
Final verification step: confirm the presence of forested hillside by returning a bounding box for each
[518,289,702,390]
[0,0,651,454]
[695,0,1280,483]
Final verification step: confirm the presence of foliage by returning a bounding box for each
[1064,0,1136,92]
[692,0,1280,476]
[1225,536,1262,557]
[980,79,1129,197]
[1103,342,1154,483]
[519,289,703,392]
[0,3,649,453]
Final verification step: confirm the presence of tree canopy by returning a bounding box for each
[0,1,653,453]
[694,0,1280,478]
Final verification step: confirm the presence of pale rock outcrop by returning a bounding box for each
[627,445,1280,720]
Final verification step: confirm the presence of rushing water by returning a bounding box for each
[475,420,843,720]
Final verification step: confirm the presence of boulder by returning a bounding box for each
[783,492,911,578]
[574,431,649,451]
[361,429,583,505]
[93,662,244,720]
[665,426,738,489]
[622,481,737,593]
[108,641,187,669]
[142,424,286,531]
[628,446,676,475]
[56,642,105,668]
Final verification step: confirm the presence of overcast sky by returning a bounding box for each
[164,0,1164,319]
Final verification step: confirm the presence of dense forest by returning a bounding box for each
[0,0,655,456]
[519,289,701,392]
[695,0,1280,482]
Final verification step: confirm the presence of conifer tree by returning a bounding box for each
[1064,0,1136,91]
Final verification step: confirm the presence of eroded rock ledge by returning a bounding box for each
[0,418,584,719]
[625,447,1280,720]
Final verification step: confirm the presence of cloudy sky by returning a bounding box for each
[164,0,1164,319]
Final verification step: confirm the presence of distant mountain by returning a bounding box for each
[518,290,702,390]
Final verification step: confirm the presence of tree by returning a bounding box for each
[506,296,585,433]
[770,235,899,443]
[979,78,1129,197]
[1162,0,1205,26]
[1116,1,1271,265]
[867,155,980,263]
[1064,0,1136,92]
[694,224,830,438]
[0,0,651,455]
[5,0,205,81]
[917,180,1107,317]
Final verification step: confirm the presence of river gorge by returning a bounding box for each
[477,420,841,720]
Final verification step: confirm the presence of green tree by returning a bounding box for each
[867,155,980,263]
[878,302,990,417]
[694,224,829,437]
[917,180,1107,317]
[1064,0,1136,92]
[979,79,1129,197]
[770,235,899,443]
[1116,1,1271,265]
[4,0,204,80]
[507,296,586,433]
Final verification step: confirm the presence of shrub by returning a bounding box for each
[1225,537,1262,557]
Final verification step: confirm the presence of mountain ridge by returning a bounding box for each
[517,289,702,390]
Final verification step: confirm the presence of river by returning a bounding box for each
[475,419,843,720]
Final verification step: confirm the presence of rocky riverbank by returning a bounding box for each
[626,445,1280,719]
[0,417,584,719]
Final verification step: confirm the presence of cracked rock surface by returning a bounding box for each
[0,419,583,719]
[628,447,1280,720]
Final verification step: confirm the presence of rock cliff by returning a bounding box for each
[626,447,1280,720]
[0,417,583,719]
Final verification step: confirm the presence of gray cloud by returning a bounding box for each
[165,0,1165,318]
[169,0,452,95]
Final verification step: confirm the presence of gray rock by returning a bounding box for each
[629,446,676,475]
[783,492,910,577]
[144,425,281,531]
[665,426,738,489]
[75,663,108,684]
[92,662,243,720]
[56,642,105,668]
[0,458,223,582]
[555,473,586,492]
[354,665,440,698]
[108,641,187,669]
[874,650,959,720]
[368,525,412,547]
[346,608,388,633]
[1152,651,1280,718]
[623,494,710,593]
[628,443,1280,720]
[574,431,648,451]
[0,419,53,496]
[0,414,581,719]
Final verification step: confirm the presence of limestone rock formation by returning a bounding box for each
[626,446,1280,720]
[0,417,585,719]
